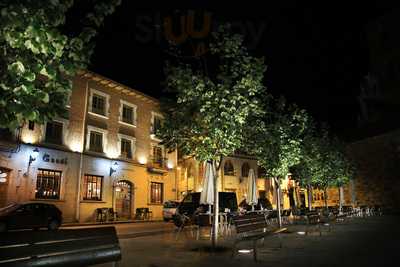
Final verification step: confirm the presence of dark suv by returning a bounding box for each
[0,202,62,232]
[173,192,238,227]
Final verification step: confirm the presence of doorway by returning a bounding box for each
[299,192,306,208]
[114,180,132,220]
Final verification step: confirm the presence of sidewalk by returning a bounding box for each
[62,219,163,227]
[62,220,178,239]
[96,215,400,267]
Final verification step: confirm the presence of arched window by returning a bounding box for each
[257,166,266,178]
[187,163,194,178]
[224,161,234,176]
[241,162,250,177]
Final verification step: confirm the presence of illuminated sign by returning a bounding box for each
[42,153,68,165]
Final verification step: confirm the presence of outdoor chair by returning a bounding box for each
[108,208,117,221]
[95,208,109,222]
[135,208,145,220]
[175,213,196,240]
[195,214,212,240]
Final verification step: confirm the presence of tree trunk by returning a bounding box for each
[307,184,313,211]
[324,187,328,210]
[339,186,344,214]
[212,160,219,248]
[274,177,282,228]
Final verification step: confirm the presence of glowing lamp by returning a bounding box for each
[138,156,147,165]
[167,161,174,169]
[21,132,36,144]
[69,141,82,152]
[106,148,119,159]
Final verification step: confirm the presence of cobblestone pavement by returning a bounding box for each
[62,221,176,238]
[97,215,400,267]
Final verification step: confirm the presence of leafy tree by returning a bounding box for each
[0,0,121,129]
[292,126,355,211]
[245,97,309,226]
[159,25,267,246]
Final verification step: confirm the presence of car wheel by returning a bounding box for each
[0,222,7,233]
[48,219,60,231]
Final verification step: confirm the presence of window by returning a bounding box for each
[119,100,137,126]
[89,89,109,118]
[187,163,194,178]
[92,94,106,115]
[152,146,163,166]
[35,169,61,199]
[83,175,103,201]
[89,131,103,153]
[122,105,133,123]
[28,121,35,130]
[224,161,234,176]
[45,121,63,145]
[118,134,136,159]
[87,126,107,153]
[153,116,162,133]
[151,112,163,138]
[241,162,250,177]
[121,138,132,159]
[150,182,163,204]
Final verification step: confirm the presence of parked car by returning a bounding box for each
[0,202,62,232]
[173,192,238,227]
[162,201,180,221]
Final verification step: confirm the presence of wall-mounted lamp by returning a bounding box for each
[167,161,174,169]
[29,148,40,166]
[138,156,147,165]
[109,162,119,176]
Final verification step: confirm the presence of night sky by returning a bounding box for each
[73,3,391,139]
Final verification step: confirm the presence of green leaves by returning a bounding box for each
[244,96,309,180]
[290,125,355,190]
[0,0,120,129]
[160,24,267,164]
[8,61,25,75]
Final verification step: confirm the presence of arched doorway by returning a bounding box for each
[114,180,133,220]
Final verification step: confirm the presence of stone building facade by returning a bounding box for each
[2,71,395,224]
[345,129,400,209]
[0,71,178,223]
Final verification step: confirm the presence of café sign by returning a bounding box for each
[42,153,68,165]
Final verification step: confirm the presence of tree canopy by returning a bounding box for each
[245,96,309,180]
[291,125,355,191]
[159,25,267,165]
[0,0,120,129]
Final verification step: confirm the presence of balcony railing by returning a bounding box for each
[147,157,168,172]
[150,125,162,140]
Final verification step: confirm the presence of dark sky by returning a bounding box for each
[75,2,391,138]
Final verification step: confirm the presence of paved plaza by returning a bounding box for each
[95,215,400,267]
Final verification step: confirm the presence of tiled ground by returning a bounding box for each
[97,215,400,267]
